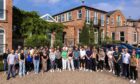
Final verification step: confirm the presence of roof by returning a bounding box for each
[107,10,118,16]
[127,19,140,22]
[53,5,108,16]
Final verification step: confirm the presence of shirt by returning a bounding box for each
[73,50,80,59]
[123,53,130,64]
[113,51,121,62]
[61,51,67,59]
[49,52,56,61]
[7,54,16,65]
[80,50,86,58]
[3,53,8,59]
[107,50,114,60]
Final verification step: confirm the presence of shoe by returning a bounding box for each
[101,70,103,72]
[90,70,92,72]
[7,77,10,80]
[109,70,112,72]
[130,79,133,82]
[79,67,82,70]
[133,80,136,83]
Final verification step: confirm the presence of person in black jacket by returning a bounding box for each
[3,49,9,73]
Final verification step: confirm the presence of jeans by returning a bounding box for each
[62,58,67,70]
[86,58,92,70]
[108,60,114,71]
[50,60,55,70]
[91,58,97,71]
[74,59,79,69]
[7,64,15,79]
[33,59,40,73]
[130,66,137,80]
[68,57,74,70]
[19,60,25,76]
[114,62,121,76]
[55,59,62,69]
[122,63,129,78]
[3,59,7,71]
[99,60,104,70]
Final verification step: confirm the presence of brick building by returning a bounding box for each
[52,5,140,46]
[0,0,12,54]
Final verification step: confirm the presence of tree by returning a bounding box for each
[13,6,64,48]
[80,22,90,45]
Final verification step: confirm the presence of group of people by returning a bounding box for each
[2,45,139,83]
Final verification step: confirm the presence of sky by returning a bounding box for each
[13,0,140,19]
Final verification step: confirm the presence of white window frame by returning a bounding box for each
[133,32,137,43]
[77,9,82,19]
[94,32,98,44]
[119,31,125,42]
[107,17,109,24]
[117,15,121,26]
[111,32,115,40]
[101,14,105,26]
[111,18,114,25]
[86,9,90,24]
[0,28,5,54]
[66,12,72,21]
[0,0,6,20]
[61,14,65,22]
[94,12,98,25]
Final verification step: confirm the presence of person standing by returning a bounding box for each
[33,51,40,74]
[7,50,16,80]
[129,53,138,83]
[113,47,121,77]
[41,48,48,73]
[61,47,68,71]
[80,47,86,71]
[86,47,92,72]
[2,49,9,74]
[26,51,33,75]
[98,48,105,72]
[19,50,26,77]
[55,48,62,72]
[73,47,80,70]
[107,47,114,73]
[91,47,97,71]
[67,48,75,71]
[122,48,130,78]
[15,50,19,75]
[49,48,56,72]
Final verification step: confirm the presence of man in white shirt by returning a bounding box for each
[7,50,16,80]
[122,48,130,78]
[80,47,86,70]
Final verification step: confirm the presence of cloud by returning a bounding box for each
[31,0,61,4]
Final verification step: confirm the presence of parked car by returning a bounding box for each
[119,43,140,55]
[102,44,127,52]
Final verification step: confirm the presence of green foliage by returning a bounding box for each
[13,6,64,47]
[80,23,90,45]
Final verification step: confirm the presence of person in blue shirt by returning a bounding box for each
[73,47,80,70]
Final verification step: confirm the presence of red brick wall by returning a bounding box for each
[0,0,12,51]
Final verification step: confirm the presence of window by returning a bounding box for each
[117,15,121,26]
[94,12,98,25]
[112,32,115,40]
[120,32,125,42]
[101,14,105,26]
[86,9,90,24]
[0,0,5,20]
[111,18,114,25]
[77,9,82,19]
[66,12,72,21]
[0,29,4,54]
[58,15,61,22]
[61,14,65,22]
[94,32,98,44]
[134,32,137,42]
[107,17,109,24]
[101,31,105,41]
